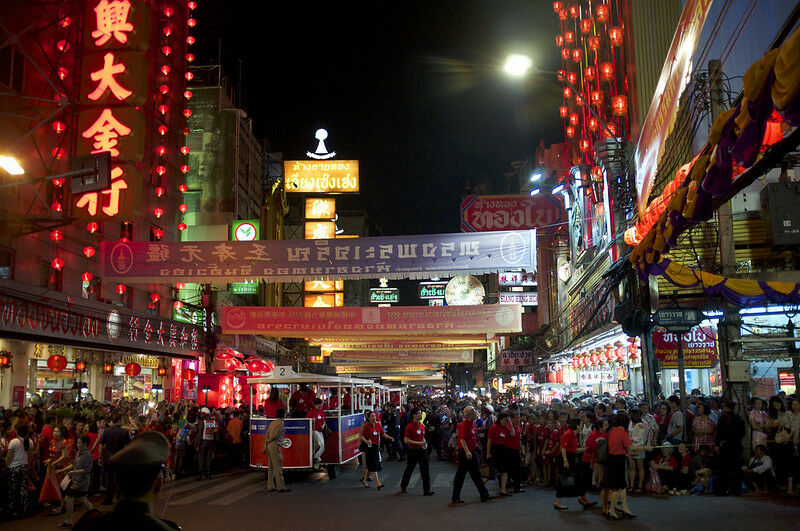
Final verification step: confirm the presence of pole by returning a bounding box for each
[677,332,687,442]
[789,320,799,393]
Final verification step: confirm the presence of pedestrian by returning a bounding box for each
[307,398,326,466]
[289,383,315,418]
[554,417,596,511]
[424,406,443,461]
[451,406,491,504]
[4,421,32,518]
[72,431,180,530]
[226,410,244,467]
[264,387,285,418]
[715,399,746,496]
[605,412,649,520]
[262,408,290,493]
[506,412,525,493]
[57,435,94,528]
[486,413,509,495]
[399,407,434,496]
[360,410,392,489]
[196,407,218,480]
[98,414,131,505]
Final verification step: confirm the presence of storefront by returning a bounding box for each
[0,280,206,408]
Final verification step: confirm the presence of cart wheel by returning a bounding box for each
[326,465,338,478]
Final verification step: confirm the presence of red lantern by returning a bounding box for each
[188,1,197,10]
[81,272,93,282]
[0,353,10,368]
[555,35,563,47]
[115,284,126,295]
[52,121,66,133]
[153,228,164,239]
[173,300,183,309]
[559,105,569,118]
[584,66,596,81]
[569,5,580,18]
[75,361,86,372]
[565,125,576,138]
[186,53,195,62]
[558,8,568,21]
[159,84,169,95]
[571,48,583,63]
[579,139,590,152]
[599,352,607,363]
[588,116,600,132]
[49,229,63,242]
[149,293,160,303]
[609,27,623,47]
[552,1,562,12]
[591,352,599,365]
[47,354,68,372]
[51,147,66,160]
[184,90,193,99]
[153,207,164,218]
[162,45,172,56]
[187,35,196,45]
[569,113,579,126]
[563,86,573,98]
[567,71,577,85]
[175,282,185,289]
[179,164,189,173]
[612,95,628,116]
[591,90,603,106]
[575,93,585,106]
[102,363,113,374]
[561,47,570,60]
[86,221,99,233]
[216,348,234,360]
[156,165,167,176]
[182,368,196,380]
[180,145,190,155]
[587,36,600,51]
[157,366,167,376]
[183,109,192,118]
[564,31,575,44]
[158,125,168,135]
[580,17,593,34]
[51,257,65,270]
[596,4,609,22]
[178,183,188,193]
[571,358,578,369]
[177,222,188,231]
[187,17,197,27]
[600,62,614,80]
[603,123,617,137]
[178,203,188,213]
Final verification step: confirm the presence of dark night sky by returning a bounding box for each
[195,1,563,236]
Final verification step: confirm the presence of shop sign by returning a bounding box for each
[418,281,447,299]
[285,160,359,193]
[101,230,536,283]
[429,298,444,306]
[499,350,533,371]
[229,280,258,295]
[330,349,473,364]
[499,292,538,306]
[335,364,437,374]
[461,194,563,232]
[303,293,344,308]
[0,289,204,358]
[577,369,616,385]
[304,280,343,292]
[120,354,159,368]
[370,288,398,304]
[222,304,522,337]
[231,220,260,242]
[652,326,718,369]
[498,271,537,287]
[653,307,702,331]
[305,198,336,219]
[172,306,205,325]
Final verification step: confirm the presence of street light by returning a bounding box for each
[529,188,541,196]
[551,183,565,195]
[530,172,542,182]
[202,385,211,405]
[0,155,24,175]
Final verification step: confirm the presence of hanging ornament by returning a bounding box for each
[569,113,579,126]
[561,47,570,60]
[587,36,601,51]
[565,125,576,138]
[49,230,64,242]
[567,71,577,85]
[612,95,628,115]
[596,4,609,22]
[600,62,614,80]
[552,1,562,12]
[564,31,575,44]
[609,27,623,47]
[125,363,141,377]
[75,361,86,372]
[555,35,564,47]
[579,138,590,152]
[51,257,65,270]
[559,105,569,118]
[590,90,603,106]
[571,48,583,62]
[81,271,93,282]
[584,66,596,81]
[588,116,600,132]
[83,246,96,258]
[568,4,580,18]
[173,300,183,309]
[157,367,167,376]
[558,8,568,21]
[47,354,68,371]
[115,283,127,295]
[580,17,593,34]
[102,363,113,374]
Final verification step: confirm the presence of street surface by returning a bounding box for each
[8,458,799,530]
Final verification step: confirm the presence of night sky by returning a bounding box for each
[195,1,563,236]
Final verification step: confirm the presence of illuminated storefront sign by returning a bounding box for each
[303,293,344,308]
[305,198,336,219]
[498,271,537,287]
[499,292,538,306]
[229,280,258,295]
[304,221,336,239]
[231,220,260,241]
[285,160,359,193]
[418,281,447,299]
[369,288,399,304]
[304,280,343,292]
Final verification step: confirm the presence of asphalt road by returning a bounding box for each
[7,458,800,530]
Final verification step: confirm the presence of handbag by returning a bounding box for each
[39,469,63,504]
[60,474,72,491]
[321,423,333,438]
[775,427,791,444]
[645,469,662,493]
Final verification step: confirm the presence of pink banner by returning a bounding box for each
[461,195,563,232]
[652,326,718,369]
[335,364,438,374]
[222,305,521,337]
[330,349,473,364]
[309,338,493,351]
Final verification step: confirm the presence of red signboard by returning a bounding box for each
[499,350,533,372]
[222,305,522,337]
[652,326,718,369]
[461,195,564,232]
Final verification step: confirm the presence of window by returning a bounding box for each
[0,46,25,93]
[0,247,13,279]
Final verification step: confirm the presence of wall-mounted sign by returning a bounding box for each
[499,292,538,306]
[461,195,564,232]
[231,220,260,242]
[370,288,399,304]
[304,221,336,240]
[499,349,533,370]
[419,281,447,299]
[498,271,537,287]
[445,276,485,306]
[285,160,359,193]
[577,369,616,385]
[304,280,343,292]
[303,293,344,308]
[653,326,718,369]
[229,280,258,295]
[429,299,444,306]
[331,349,472,364]
[172,306,205,325]
[305,198,336,220]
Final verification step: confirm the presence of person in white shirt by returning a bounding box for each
[744,444,775,493]
[5,422,32,517]
[627,410,647,492]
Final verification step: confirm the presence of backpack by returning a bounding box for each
[596,437,609,465]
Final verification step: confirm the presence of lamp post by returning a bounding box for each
[202,385,211,406]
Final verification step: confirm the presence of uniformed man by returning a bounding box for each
[399,407,434,496]
[262,408,290,492]
[72,431,180,530]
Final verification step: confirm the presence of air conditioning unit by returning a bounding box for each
[760,182,800,246]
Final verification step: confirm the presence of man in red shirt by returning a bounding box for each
[451,406,490,504]
[506,412,525,493]
[290,383,316,418]
[307,398,326,465]
[399,407,434,496]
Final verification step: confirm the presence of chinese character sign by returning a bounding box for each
[499,350,533,371]
[100,230,536,283]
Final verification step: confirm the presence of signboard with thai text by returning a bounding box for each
[499,349,533,371]
[335,364,438,374]
[308,337,494,351]
[303,293,344,308]
[418,281,447,299]
[652,326,719,369]
[461,195,564,232]
[285,160,359,193]
[634,0,713,216]
[330,349,473,364]
[101,230,536,283]
[370,288,399,304]
[222,305,522,338]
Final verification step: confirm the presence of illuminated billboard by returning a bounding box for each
[304,221,336,239]
[304,293,344,308]
[304,280,344,292]
[285,160,359,193]
[304,198,336,219]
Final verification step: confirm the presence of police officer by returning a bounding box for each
[73,431,180,530]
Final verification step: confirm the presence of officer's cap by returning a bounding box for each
[109,431,169,468]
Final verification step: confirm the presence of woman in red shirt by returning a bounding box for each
[606,412,649,520]
[359,410,393,489]
[487,413,510,495]
[554,417,596,510]
[264,387,285,418]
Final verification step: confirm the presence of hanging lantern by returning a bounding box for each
[596,4,609,22]
[591,352,599,366]
[590,90,603,106]
[149,293,160,303]
[180,164,189,173]
[188,1,197,10]
[162,25,172,37]
[102,363,113,374]
[86,221,99,234]
[81,272,93,282]
[162,45,172,56]
[560,47,570,60]
[565,125,576,138]
[559,105,569,118]
[564,31,575,44]
[567,71,577,85]
[186,53,195,62]
[555,35,564,47]
[609,27,623,46]
[580,17,593,34]
[579,138,590,152]
[588,116,600,132]
[187,35,196,45]
[47,354,68,372]
[182,368,196,380]
[158,125,168,135]
[569,113,579,126]
[558,8,568,21]
[216,349,234,360]
[603,123,617,137]
[584,66,596,81]
[51,257,65,270]
[180,145,190,155]
[153,207,164,218]
[115,283,127,295]
[177,222,188,231]
[51,147,66,160]
[178,183,189,193]
[575,93,585,106]
[569,4,580,18]
[124,363,141,377]
[51,201,63,212]
[587,36,601,51]
[155,186,166,197]
[571,48,583,62]
[52,121,66,133]
[175,282,185,289]
[184,90,193,99]
[49,229,64,242]
[600,62,614,80]
[612,95,628,116]
[598,351,607,364]
[0,352,10,368]
[563,86,573,98]
[75,361,86,372]
[157,366,167,376]
[159,84,169,94]
[178,203,188,213]
[173,300,183,309]
[187,17,197,27]
[552,1,562,12]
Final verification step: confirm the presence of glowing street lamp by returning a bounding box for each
[551,183,565,195]
[503,54,533,78]
[529,188,541,196]
[0,155,24,175]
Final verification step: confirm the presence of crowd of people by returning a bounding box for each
[0,398,250,524]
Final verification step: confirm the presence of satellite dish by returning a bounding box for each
[445,275,485,306]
